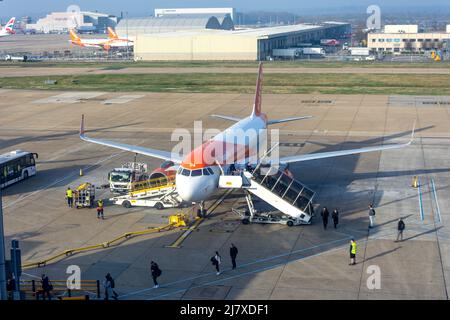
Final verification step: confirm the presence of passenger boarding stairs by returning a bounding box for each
[219,167,315,224]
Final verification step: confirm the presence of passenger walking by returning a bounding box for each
[321,207,329,230]
[230,244,238,270]
[97,199,104,219]
[41,274,53,300]
[349,239,357,265]
[211,251,222,275]
[66,187,73,208]
[150,261,162,288]
[103,273,117,300]
[332,209,339,229]
[368,204,376,228]
[105,273,119,299]
[396,218,405,242]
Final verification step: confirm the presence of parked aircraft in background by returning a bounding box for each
[69,27,133,51]
[0,17,16,38]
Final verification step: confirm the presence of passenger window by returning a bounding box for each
[202,169,210,176]
[181,169,190,176]
[191,169,202,177]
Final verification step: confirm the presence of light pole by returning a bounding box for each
[0,188,7,300]
[126,11,129,60]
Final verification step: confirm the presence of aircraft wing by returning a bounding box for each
[279,127,415,164]
[80,115,183,164]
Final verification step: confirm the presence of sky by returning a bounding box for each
[0,0,449,19]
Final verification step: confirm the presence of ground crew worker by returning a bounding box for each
[97,199,104,219]
[66,187,73,208]
[368,204,376,229]
[230,243,238,270]
[332,209,339,229]
[349,239,357,265]
[321,207,329,230]
[396,218,405,242]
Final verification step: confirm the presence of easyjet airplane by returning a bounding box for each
[0,17,16,38]
[80,63,414,210]
[69,27,133,51]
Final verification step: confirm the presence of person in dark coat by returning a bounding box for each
[230,244,239,270]
[105,273,118,299]
[396,218,406,242]
[151,261,162,288]
[41,274,52,300]
[211,251,222,275]
[321,207,330,230]
[332,209,339,229]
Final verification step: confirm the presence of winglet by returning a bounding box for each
[252,62,263,117]
[80,114,85,136]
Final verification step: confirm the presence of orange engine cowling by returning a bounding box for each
[149,161,176,186]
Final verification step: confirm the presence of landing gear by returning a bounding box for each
[197,201,207,218]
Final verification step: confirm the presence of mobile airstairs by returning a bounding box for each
[219,166,315,226]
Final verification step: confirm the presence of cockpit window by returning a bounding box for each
[177,167,183,174]
[191,169,202,177]
[207,167,214,174]
[202,168,210,176]
[181,169,190,176]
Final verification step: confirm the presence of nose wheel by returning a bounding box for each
[197,201,207,218]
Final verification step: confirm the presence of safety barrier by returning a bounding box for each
[20,279,100,300]
[167,189,233,248]
[22,219,185,269]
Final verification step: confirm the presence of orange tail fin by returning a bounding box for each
[107,27,118,39]
[69,29,81,42]
[252,62,263,116]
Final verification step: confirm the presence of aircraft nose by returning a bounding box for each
[176,174,217,203]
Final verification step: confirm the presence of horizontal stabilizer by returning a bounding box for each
[267,116,313,125]
[210,114,242,122]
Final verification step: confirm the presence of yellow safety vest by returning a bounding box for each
[351,242,357,254]
[98,200,103,208]
[66,189,73,198]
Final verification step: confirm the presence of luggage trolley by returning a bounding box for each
[74,182,96,209]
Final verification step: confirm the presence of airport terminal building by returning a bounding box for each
[26,11,118,33]
[134,22,351,61]
[368,24,450,53]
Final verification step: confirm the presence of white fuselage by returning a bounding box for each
[175,114,267,203]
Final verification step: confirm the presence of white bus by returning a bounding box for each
[0,150,38,189]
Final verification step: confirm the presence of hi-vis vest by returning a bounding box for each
[98,200,104,208]
[66,189,73,198]
[351,242,357,254]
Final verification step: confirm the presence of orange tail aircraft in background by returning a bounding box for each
[69,28,133,51]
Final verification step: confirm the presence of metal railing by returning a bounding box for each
[20,279,100,300]
[22,222,179,269]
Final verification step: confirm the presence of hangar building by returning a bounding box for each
[133,22,351,61]
[116,15,234,38]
